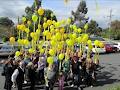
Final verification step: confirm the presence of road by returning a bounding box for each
[0,53,120,90]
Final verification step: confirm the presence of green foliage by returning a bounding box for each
[101,20,120,40]
[0,17,14,39]
[2,37,8,42]
[0,17,14,26]
[87,20,102,36]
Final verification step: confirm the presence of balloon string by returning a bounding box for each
[34,23,35,32]
[19,30,20,39]
[95,0,99,15]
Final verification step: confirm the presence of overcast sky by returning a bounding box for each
[0,0,120,28]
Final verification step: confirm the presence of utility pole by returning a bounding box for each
[107,9,114,40]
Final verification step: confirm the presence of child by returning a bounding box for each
[58,71,65,90]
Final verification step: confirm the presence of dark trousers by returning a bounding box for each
[46,79,55,90]
[30,80,35,90]
[17,82,23,90]
[38,69,44,83]
[4,78,12,90]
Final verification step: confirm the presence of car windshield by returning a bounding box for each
[0,46,14,51]
[90,37,105,41]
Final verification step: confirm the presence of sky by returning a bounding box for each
[0,0,120,28]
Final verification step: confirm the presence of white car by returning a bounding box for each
[0,45,17,56]
[86,44,106,54]
[113,42,120,51]
[106,41,120,52]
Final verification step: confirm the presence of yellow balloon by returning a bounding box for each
[17,25,21,30]
[94,40,100,47]
[17,39,22,45]
[25,28,30,33]
[47,20,52,26]
[58,44,63,50]
[84,23,88,30]
[77,28,82,33]
[32,14,38,22]
[56,32,61,41]
[73,25,77,30]
[38,8,44,16]
[36,29,41,35]
[72,33,77,39]
[27,20,31,26]
[43,22,48,29]
[66,39,74,46]
[50,40,56,46]
[30,32,35,38]
[77,37,82,43]
[46,32,51,40]
[49,49,55,56]
[51,35,57,41]
[44,17,47,22]
[52,20,56,25]
[63,34,67,39]
[47,57,54,64]
[99,42,104,48]
[9,37,15,45]
[20,24,26,31]
[88,44,93,50]
[39,48,45,54]
[60,28,65,34]
[43,30,49,36]
[28,48,35,54]
[24,39,29,46]
[55,22,60,28]
[15,51,21,57]
[58,53,64,60]
[38,24,41,29]
[87,40,92,45]
[22,17,26,22]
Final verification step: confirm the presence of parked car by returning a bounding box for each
[86,44,106,54]
[104,42,119,52]
[0,45,17,56]
[104,44,113,53]
[112,42,120,52]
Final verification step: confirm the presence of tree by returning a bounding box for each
[0,17,14,39]
[110,20,120,40]
[71,0,89,28]
[87,20,102,35]
[0,17,14,26]
[24,0,57,21]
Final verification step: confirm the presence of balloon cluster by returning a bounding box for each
[9,7,104,65]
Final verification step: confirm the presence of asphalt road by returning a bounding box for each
[0,53,120,90]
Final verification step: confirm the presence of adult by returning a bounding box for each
[11,61,25,90]
[2,59,14,90]
[44,64,56,90]
[27,62,36,90]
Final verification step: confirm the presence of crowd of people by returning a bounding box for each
[1,47,100,90]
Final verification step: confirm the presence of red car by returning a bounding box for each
[105,44,113,53]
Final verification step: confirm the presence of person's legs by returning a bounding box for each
[7,82,12,90]
[30,80,35,90]
[17,83,22,90]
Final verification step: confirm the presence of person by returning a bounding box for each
[86,57,94,87]
[44,64,56,90]
[2,59,14,90]
[37,56,46,84]
[58,71,65,90]
[62,53,70,85]
[27,62,36,90]
[71,52,79,87]
[11,61,25,90]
